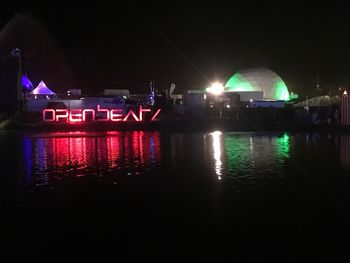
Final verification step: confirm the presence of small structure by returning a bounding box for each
[68,89,81,96]
[103,89,129,97]
[227,91,263,102]
[250,100,285,108]
[25,81,60,112]
[182,90,206,118]
[292,95,339,108]
[29,81,56,98]
[341,90,350,125]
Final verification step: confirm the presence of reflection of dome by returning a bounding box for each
[225,68,290,100]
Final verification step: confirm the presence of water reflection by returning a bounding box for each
[341,135,350,169]
[15,131,350,192]
[206,132,291,183]
[276,133,290,159]
[23,131,161,187]
[210,131,223,180]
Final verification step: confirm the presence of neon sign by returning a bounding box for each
[42,105,161,123]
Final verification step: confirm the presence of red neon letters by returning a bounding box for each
[42,105,161,123]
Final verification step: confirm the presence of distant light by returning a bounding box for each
[123,96,127,99]
[210,105,213,108]
[249,99,253,102]
[226,105,230,108]
[210,131,222,136]
[344,90,348,95]
[206,82,224,95]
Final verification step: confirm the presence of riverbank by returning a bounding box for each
[4,118,350,133]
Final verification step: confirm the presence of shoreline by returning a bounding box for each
[3,118,350,134]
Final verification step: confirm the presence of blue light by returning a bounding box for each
[22,75,33,91]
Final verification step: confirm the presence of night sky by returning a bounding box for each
[1,0,350,96]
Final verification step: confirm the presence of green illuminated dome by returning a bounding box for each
[225,68,290,100]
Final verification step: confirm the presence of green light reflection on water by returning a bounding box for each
[223,133,290,176]
[224,135,252,173]
[276,133,290,159]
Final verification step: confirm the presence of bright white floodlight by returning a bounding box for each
[206,82,224,95]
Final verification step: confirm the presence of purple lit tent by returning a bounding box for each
[29,81,56,95]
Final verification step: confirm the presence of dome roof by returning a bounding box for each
[225,68,290,100]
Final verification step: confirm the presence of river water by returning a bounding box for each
[2,131,350,261]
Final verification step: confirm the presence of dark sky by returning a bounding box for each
[1,0,350,96]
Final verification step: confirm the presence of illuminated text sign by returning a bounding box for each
[42,105,161,123]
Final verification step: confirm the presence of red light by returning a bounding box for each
[69,109,82,122]
[123,110,140,122]
[110,109,123,121]
[43,109,55,121]
[139,106,151,121]
[82,109,95,121]
[151,109,161,121]
[56,109,69,122]
[97,105,109,121]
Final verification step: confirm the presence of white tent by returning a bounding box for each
[29,81,56,95]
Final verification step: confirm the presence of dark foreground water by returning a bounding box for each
[2,131,350,262]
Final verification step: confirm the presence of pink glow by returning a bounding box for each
[97,105,109,121]
[82,109,95,121]
[43,109,55,121]
[123,110,140,122]
[56,109,69,122]
[42,105,161,123]
[33,132,161,178]
[151,109,161,121]
[69,109,83,122]
[139,106,151,121]
[110,109,123,121]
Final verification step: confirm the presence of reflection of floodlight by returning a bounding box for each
[206,82,224,95]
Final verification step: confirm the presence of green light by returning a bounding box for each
[225,73,255,92]
[224,69,290,101]
[273,79,290,101]
[276,133,290,159]
[224,135,252,174]
[223,134,290,177]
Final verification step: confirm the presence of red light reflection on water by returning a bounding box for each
[26,131,161,184]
